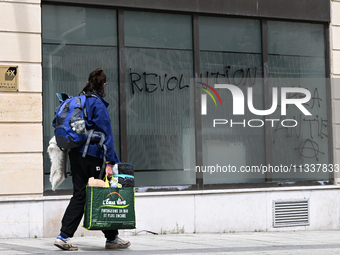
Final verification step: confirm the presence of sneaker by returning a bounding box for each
[54,235,78,251]
[105,236,131,249]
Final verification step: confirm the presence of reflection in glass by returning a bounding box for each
[125,11,196,187]
[42,6,119,190]
[268,21,329,181]
[199,16,265,184]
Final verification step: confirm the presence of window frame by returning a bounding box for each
[41,2,333,195]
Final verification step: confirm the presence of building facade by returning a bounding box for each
[0,0,340,238]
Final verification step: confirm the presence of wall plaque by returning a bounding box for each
[0,66,18,92]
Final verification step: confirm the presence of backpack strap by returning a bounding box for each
[63,149,68,178]
[82,91,100,119]
[86,131,107,179]
[82,129,107,179]
[82,91,99,99]
[98,144,107,180]
[82,129,95,158]
[81,91,101,153]
[80,91,107,178]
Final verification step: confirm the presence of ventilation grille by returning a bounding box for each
[273,199,309,227]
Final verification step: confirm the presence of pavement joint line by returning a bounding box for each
[0,242,52,254]
[2,232,340,254]
[83,244,340,254]
[1,242,340,254]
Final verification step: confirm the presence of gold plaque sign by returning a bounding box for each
[0,66,18,92]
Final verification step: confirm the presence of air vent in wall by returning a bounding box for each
[273,199,309,227]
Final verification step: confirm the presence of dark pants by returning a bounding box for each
[60,150,118,239]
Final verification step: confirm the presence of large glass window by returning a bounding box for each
[124,11,196,186]
[42,5,330,191]
[42,5,119,190]
[199,16,265,184]
[267,21,329,181]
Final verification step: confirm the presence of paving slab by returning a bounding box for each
[0,231,340,254]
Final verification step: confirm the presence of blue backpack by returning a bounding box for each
[52,92,107,177]
[54,93,88,149]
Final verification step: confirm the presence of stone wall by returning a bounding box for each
[0,0,43,196]
[1,187,339,238]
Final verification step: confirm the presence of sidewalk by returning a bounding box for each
[1,231,340,255]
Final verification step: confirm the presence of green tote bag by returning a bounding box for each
[83,186,136,230]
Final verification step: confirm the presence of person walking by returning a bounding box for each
[54,68,131,251]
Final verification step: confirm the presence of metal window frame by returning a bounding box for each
[117,9,128,162]
[193,14,204,189]
[325,24,334,181]
[42,1,333,196]
[261,19,273,183]
[42,0,330,23]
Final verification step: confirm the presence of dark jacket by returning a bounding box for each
[75,93,120,164]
